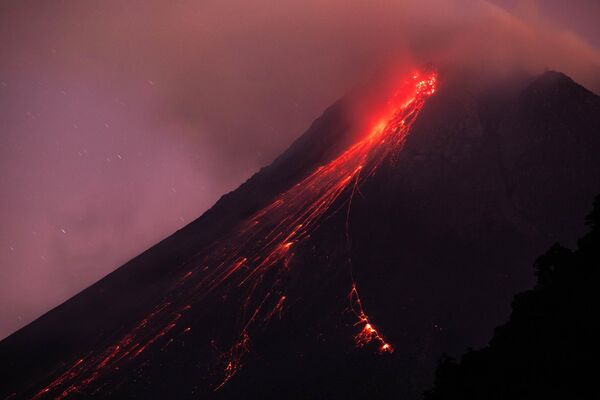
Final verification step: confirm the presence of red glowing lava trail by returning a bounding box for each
[31,70,437,398]
[350,284,393,353]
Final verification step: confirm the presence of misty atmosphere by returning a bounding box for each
[1,1,599,399]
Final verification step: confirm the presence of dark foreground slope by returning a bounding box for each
[1,71,600,400]
[425,196,600,400]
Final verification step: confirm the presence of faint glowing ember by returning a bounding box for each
[214,332,250,391]
[31,70,437,398]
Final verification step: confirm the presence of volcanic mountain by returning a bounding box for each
[1,69,599,400]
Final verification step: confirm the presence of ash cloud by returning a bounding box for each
[1,0,599,339]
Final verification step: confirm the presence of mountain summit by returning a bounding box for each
[1,70,599,400]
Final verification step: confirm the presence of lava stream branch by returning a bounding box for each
[349,284,393,353]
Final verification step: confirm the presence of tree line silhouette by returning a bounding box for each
[424,195,600,399]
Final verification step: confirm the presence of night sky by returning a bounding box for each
[1,0,599,339]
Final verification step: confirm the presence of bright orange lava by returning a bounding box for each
[32,70,437,399]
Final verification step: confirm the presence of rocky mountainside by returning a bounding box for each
[1,70,599,400]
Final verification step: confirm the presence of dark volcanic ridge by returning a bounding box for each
[1,69,600,400]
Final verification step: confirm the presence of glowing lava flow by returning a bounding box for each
[350,284,393,353]
[31,71,437,399]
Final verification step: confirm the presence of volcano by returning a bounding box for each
[1,69,600,400]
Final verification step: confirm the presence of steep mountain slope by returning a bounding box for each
[1,70,599,400]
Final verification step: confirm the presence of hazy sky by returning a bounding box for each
[1,0,599,339]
